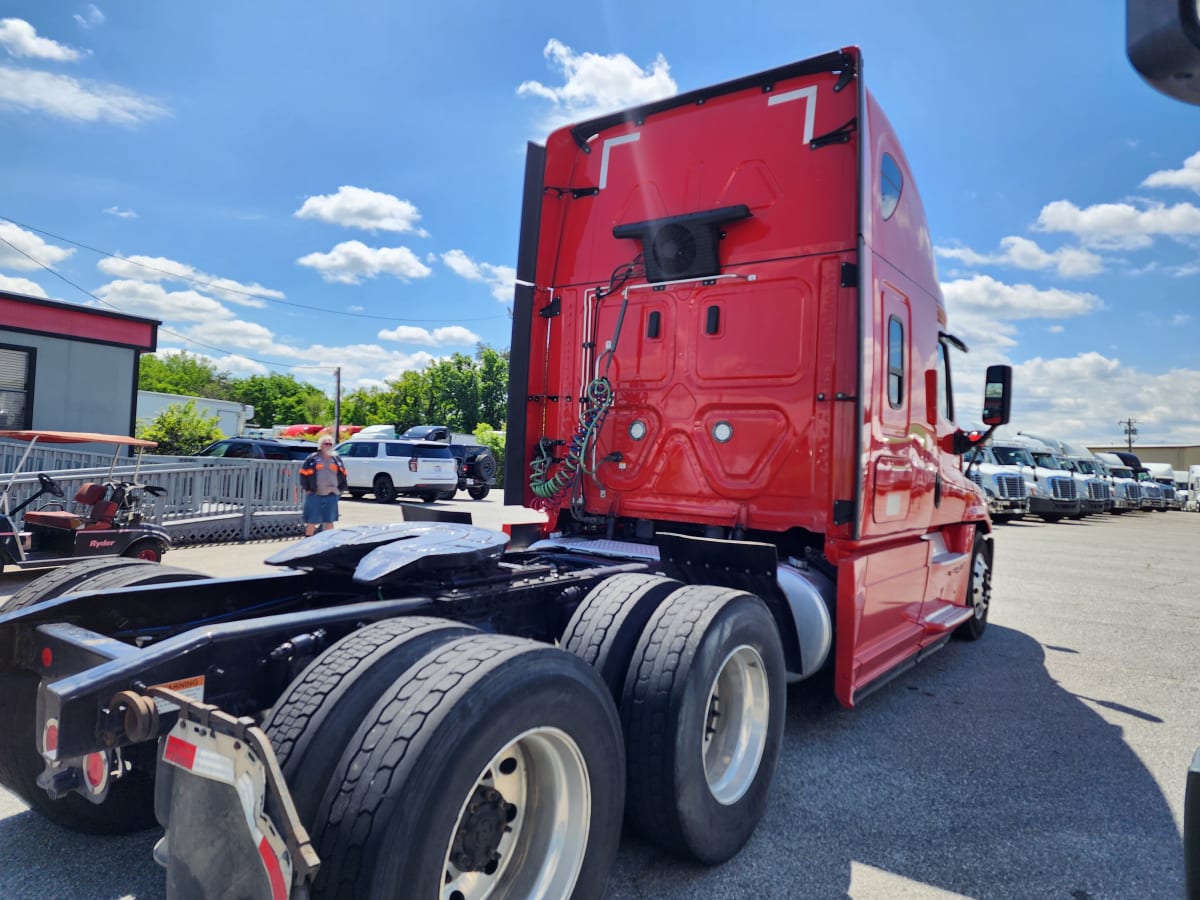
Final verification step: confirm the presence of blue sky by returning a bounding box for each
[1,1,1198,445]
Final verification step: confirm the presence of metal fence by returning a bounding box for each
[1,442,304,544]
[0,441,117,475]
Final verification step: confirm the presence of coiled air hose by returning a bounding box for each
[529,377,614,508]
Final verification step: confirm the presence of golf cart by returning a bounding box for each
[0,430,172,571]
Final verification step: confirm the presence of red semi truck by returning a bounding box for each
[0,47,1010,899]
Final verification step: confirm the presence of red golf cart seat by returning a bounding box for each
[24,482,116,530]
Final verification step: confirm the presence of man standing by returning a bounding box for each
[299,436,347,537]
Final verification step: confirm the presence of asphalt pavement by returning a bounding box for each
[0,501,1195,899]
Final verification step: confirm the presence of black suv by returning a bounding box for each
[399,426,497,500]
[195,438,316,461]
[447,444,497,500]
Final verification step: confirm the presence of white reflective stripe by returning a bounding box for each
[767,85,818,144]
[191,746,236,784]
[599,132,640,190]
[236,772,260,832]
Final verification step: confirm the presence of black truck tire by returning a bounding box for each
[953,537,992,641]
[373,474,396,503]
[467,484,491,500]
[0,562,206,834]
[1,557,158,614]
[312,634,625,900]
[262,617,476,826]
[562,572,681,704]
[621,585,786,865]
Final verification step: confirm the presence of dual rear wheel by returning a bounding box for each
[262,623,624,899]
[262,573,786,898]
[562,574,787,864]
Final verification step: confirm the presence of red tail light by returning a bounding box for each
[83,750,109,794]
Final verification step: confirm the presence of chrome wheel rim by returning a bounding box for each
[702,645,769,806]
[442,727,590,900]
[971,552,991,620]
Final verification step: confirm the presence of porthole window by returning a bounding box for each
[881,153,903,220]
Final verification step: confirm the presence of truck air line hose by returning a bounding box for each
[529,376,614,508]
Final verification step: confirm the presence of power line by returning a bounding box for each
[0,214,508,325]
[0,232,329,371]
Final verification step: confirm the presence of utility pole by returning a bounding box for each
[334,366,341,442]
[1119,418,1138,451]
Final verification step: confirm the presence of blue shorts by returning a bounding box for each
[303,492,339,525]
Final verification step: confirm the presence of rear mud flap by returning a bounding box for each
[151,689,318,900]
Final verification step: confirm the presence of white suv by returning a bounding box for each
[335,439,458,503]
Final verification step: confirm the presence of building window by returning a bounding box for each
[0,344,34,429]
[887,317,904,408]
[881,153,903,220]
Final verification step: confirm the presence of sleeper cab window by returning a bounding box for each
[887,316,904,408]
[881,152,903,220]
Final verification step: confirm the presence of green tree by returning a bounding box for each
[477,345,509,429]
[136,400,222,455]
[138,352,231,398]
[342,387,394,425]
[426,353,480,432]
[229,373,328,427]
[380,369,434,433]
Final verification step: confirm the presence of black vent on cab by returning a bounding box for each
[613,204,751,283]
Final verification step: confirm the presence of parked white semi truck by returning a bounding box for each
[1095,452,1146,512]
[991,436,1081,522]
[967,446,1031,521]
[1018,433,1112,515]
[1144,462,1183,510]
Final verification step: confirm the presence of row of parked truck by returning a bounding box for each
[969,433,1194,523]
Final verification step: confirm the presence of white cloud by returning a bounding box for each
[942,274,1103,321]
[163,334,441,391]
[0,18,83,61]
[0,273,47,296]
[96,255,282,307]
[377,324,481,346]
[0,65,168,124]
[95,279,235,323]
[1172,313,1193,326]
[1141,150,1200,195]
[1008,353,1200,444]
[935,235,1103,278]
[0,221,74,270]
[517,38,677,132]
[441,249,516,302]
[73,5,105,29]
[103,205,136,219]
[1034,198,1200,249]
[187,317,277,350]
[941,275,1105,394]
[294,186,427,235]
[297,240,432,285]
[1047,324,1065,334]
